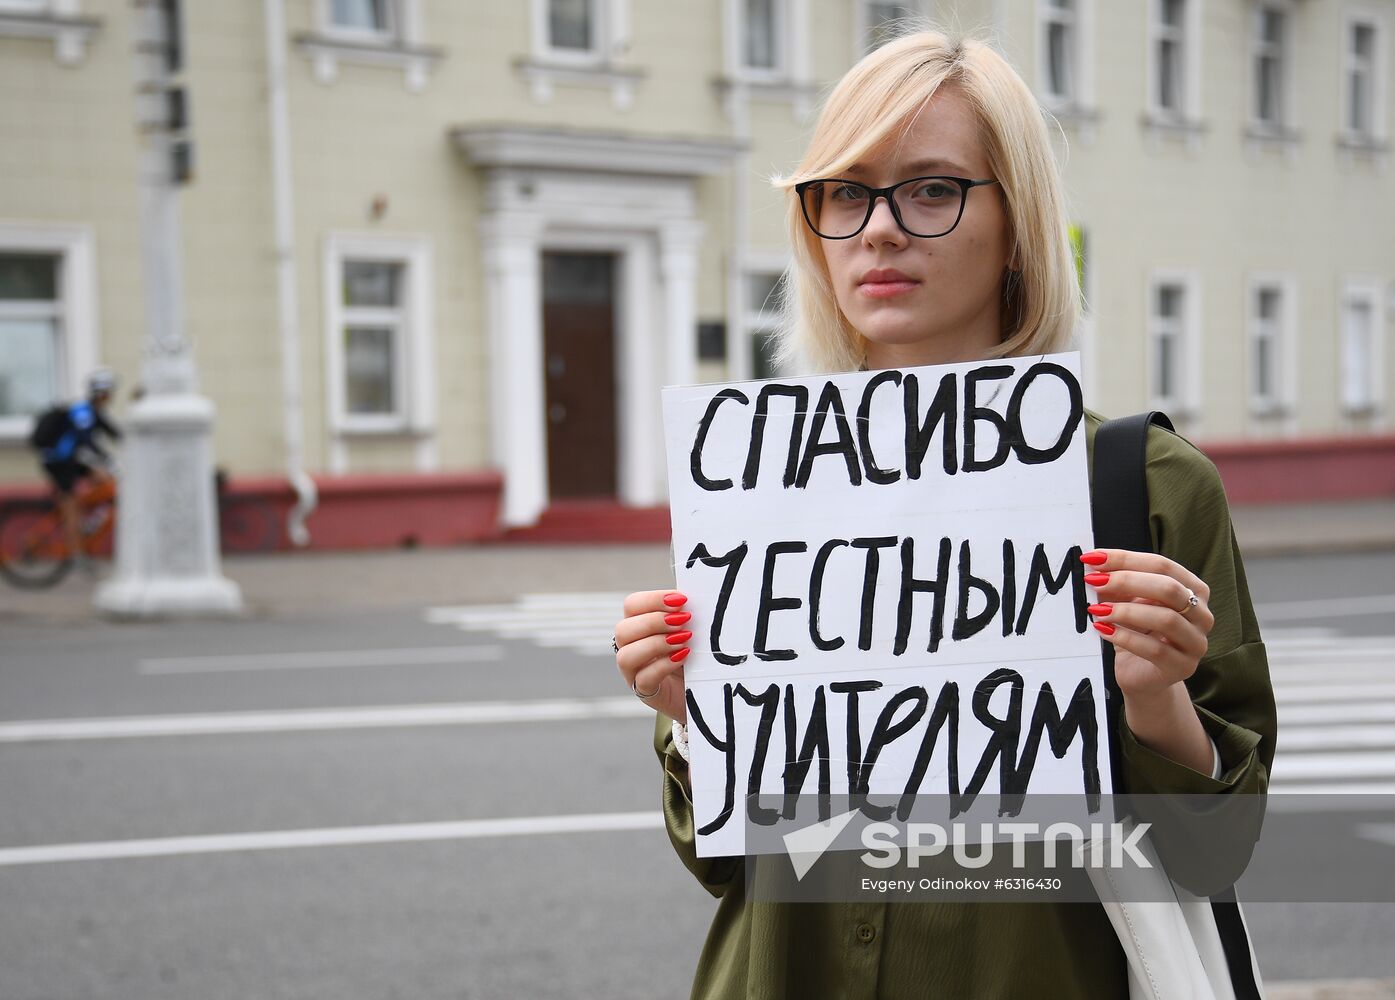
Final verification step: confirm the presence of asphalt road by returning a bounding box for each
[1,548,1392,999]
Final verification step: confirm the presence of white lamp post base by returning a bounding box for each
[94,388,243,619]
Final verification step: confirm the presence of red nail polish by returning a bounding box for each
[669,647,691,663]
[1080,551,1107,566]
[1092,622,1116,636]
[1084,573,1110,587]
[1087,603,1112,616]
[663,593,687,608]
[664,612,692,626]
[665,630,693,645]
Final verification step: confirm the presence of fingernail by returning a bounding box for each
[1080,551,1107,566]
[669,647,691,663]
[1084,573,1110,587]
[664,612,692,626]
[665,630,692,646]
[663,593,687,608]
[1087,603,1112,617]
[1092,622,1116,636]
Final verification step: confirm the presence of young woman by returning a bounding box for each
[613,29,1276,998]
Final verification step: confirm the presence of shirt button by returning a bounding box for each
[855,923,876,944]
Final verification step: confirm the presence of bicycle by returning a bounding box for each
[0,475,116,589]
[0,470,286,589]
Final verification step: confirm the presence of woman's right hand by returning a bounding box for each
[614,590,692,724]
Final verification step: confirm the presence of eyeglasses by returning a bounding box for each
[794,175,1000,240]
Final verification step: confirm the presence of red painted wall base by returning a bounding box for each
[1203,434,1395,504]
[1,433,1391,551]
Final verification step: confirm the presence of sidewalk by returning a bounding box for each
[3,498,1392,625]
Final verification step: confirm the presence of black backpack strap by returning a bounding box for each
[1090,411,1174,796]
[1091,411,1263,1000]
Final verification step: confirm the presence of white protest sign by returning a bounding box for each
[661,352,1109,858]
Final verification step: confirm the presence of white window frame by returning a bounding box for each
[303,0,438,91]
[1036,0,1095,113]
[531,0,620,67]
[856,1,932,57]
[1339,276,1386,416]
[736,0,788,79]
[1146,270,1202,419]
[1250,1,1296,133]
[1245,273,1297,417]
[1341,10,1388,145]
[0,223,99,442]
[742,256,790,380]
[323,233,435,446]
[1146,0,1203,123]
[319,0,401,46]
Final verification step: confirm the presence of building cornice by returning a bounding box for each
[451,125,746,177]
[0,10,100,64]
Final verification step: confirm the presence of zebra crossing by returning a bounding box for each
[1266,627,1395,796]
[424,597,1395,794]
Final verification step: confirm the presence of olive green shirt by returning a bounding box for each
[653,410,1278,1000]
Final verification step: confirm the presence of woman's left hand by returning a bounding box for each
[1080,548,1215,699]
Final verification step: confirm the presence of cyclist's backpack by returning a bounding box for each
[28,405,70,451]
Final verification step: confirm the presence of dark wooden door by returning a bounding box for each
[542,252,618,498]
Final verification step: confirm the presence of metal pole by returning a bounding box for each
[263,0,317,547]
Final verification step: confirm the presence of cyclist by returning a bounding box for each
[32,370,123,569]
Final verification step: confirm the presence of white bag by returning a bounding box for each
[1083,816,1267,1000]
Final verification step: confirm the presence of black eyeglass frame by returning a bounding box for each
[794,175,1001,240]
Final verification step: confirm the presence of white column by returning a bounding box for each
[659,221,703,390]
[617,236,661,507]
[480,212,548,527]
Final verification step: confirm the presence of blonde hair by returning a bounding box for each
[773,27,1080,374]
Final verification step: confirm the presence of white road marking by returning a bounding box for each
[1275,683,1395,702]
[1279,702,1395,725]
[1256,593,1395,621]
[0,811,665,867]
[0,696,650,742]
[139,645,505,675]
[1275,725,1395,751]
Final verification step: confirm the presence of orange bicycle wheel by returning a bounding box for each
[0,501,72,589]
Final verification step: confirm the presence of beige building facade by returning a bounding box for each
[1,0,1392,531]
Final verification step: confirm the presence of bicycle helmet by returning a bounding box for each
[87,369,118,397]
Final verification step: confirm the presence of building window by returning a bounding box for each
[1248,280,1292,414]
[1151,0,1186,116]
[1340,281,1384,414]
[1147,274,1198,415]
[1253,4,1290,129]
[860,2,925,54]
[0,253,62,424]
[1041,0,1078,104]
[342,261,405,418]
[327,0,397,41]
[0,226,98,441]
[742,0,784,73]
[547,0,599,55]
[324,234,435,446]
[745,270,786,380]
[1343,17,1386,143]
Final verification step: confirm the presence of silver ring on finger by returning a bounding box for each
[611,634,620,654]
[632,677,662,700]
[1177,588,1200,617]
